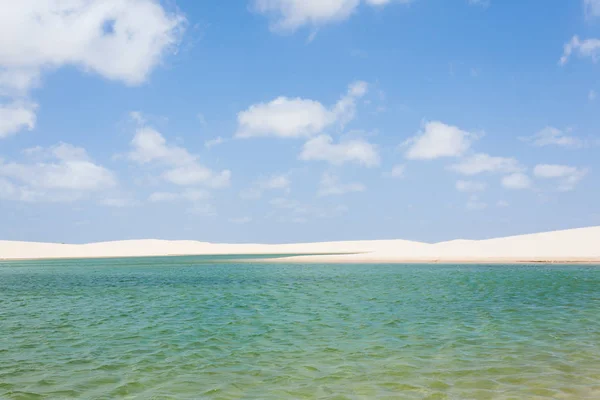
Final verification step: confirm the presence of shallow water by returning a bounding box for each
[1,257,599,399]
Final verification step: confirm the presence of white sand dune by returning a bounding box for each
[1,226,599,263]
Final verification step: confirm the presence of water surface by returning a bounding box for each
[1,257,599,399]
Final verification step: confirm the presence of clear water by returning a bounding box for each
[1,257,599,399]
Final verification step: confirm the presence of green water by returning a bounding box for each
[1,258,599,399]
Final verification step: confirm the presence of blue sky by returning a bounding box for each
[1,0,599,244]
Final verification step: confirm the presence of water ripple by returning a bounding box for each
[1,260,600,398]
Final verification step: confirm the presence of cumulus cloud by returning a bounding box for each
[127,118,231,189]
[0,0,185,138]
[404,121,476,160]
[0,143,116,202]
[0,0,185,91]
[449,153,523,175]
[501,173,532,190]
[236,81,368,138]
[299,135,380,167]
[521,127,584,148]
[318,172,365,197]
[455,180,487,192]
[533,164,588,191]
[252,0,411,32]
[560,36,600,65]
[0,102,37,138]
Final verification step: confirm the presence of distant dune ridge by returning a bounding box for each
[1,226,600,263]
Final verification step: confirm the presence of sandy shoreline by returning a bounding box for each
[1,226,600,264]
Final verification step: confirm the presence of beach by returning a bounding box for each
[2,226,600,264]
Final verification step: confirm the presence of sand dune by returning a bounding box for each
[1,226,599,263]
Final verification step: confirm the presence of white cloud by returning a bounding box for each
[237,98,331,138]
[299,135,380,167]
[455,180,487,192]
[252,0,411,32]
[585,0,600,17]
[148,189,210,203]
[0,1,184,137]
[501,173,532,190]
[127,120,231,189]
[560,36,600,65]
[0,0,185,91]
[236,81,368,138]
[590,90,597,101]
[449,153,523,175]
[0,143,116,202]
[318,172,365,197]
[390,164,405,178]
[0,102,37,138]
[533,164,588,191]
[404,121,476,160]
[521,127,584,148]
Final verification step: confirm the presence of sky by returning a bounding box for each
[0,0,599,244]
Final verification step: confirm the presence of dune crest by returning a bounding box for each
[1,226,599,264]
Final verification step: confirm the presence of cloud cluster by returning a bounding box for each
[127,122,231,189]
[400,118,591,209]
[238,81,380,197]
[0,0,185,138]
[0,143,116,202]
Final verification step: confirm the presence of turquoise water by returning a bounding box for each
[1,258,600,399]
